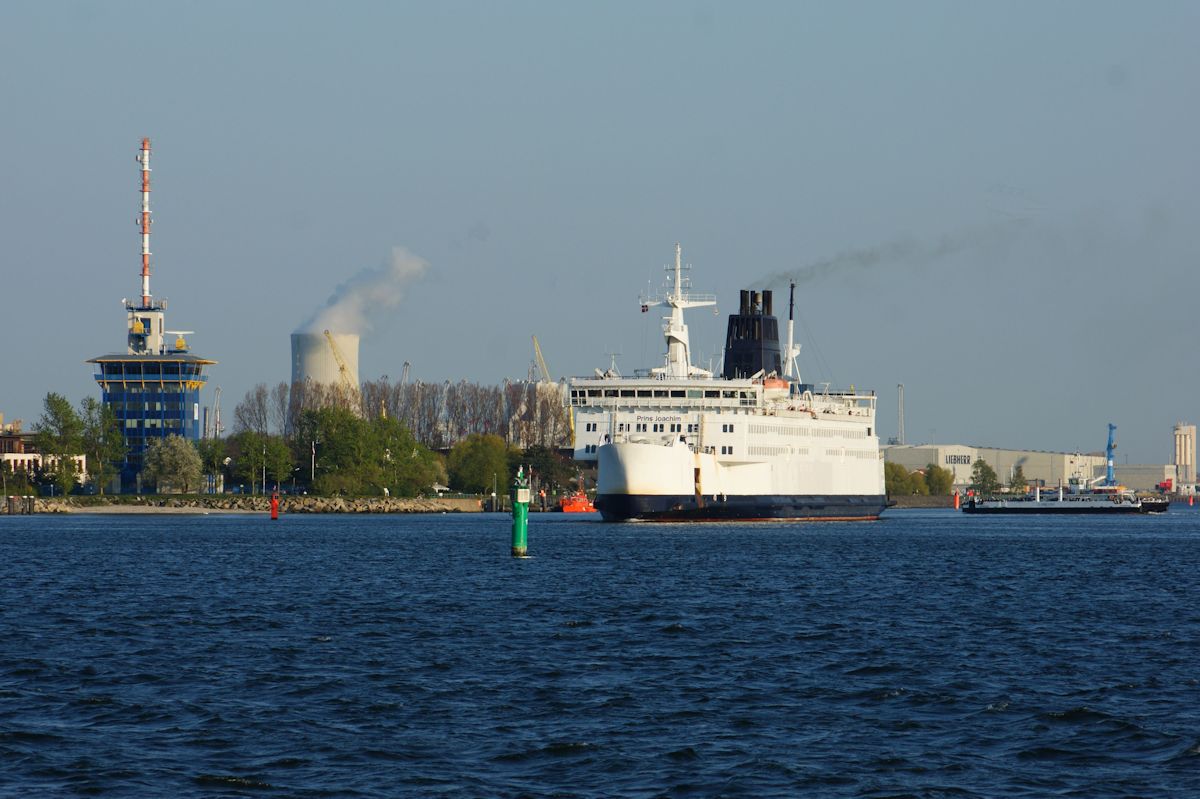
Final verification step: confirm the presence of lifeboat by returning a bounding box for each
[559,490,597,513]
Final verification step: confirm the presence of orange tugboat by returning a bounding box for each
[559,475,597,512]
[559,490,597,513]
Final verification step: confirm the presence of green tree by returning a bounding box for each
[33,392,84,496]
[264,435,294,491]
[371,416,441,497]
[0,461,34,497]
[301,407,370,495]
[884,461,911,496]
[195,437,227,493]
[909,470,930,496]
[1008,464,1028,494]
[228,431,267,494]
[924,463,955,496]
[80,397,125,494]
[448,433,512,494]
[520,444,573,494]
[970,459,1002,496]
[142,435,203,493]
[294,407,440,496]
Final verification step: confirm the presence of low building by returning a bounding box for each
[885,444,1106,489]
[0,414,87,483]
[1111,465,1175,493]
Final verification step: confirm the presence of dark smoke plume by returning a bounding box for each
[755,219,1032,289]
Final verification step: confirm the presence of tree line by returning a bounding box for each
[2,393,126,496]
[233,378,571,450]
[216,402,576,498]
[215,378,577,497]
[884,459,1030,498]
[967,459,1026,496]
[9,387,579,499]
[884,462,956,496]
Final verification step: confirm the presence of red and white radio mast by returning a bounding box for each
[136,137,153,308]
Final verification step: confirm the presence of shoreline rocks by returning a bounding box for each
[29,495,484,515]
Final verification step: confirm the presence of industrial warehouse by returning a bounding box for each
[885,423,1196,494]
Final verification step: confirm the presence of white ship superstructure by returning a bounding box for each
[569,244,886,521]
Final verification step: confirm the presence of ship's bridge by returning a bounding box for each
[568,377,876,416]
[569,378,762,410]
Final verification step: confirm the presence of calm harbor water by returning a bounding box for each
[2,508,1199,797]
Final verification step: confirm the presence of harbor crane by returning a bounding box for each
[206,386,224,438]
[532,335,552,383]
[1105,423,1118,486]
[323,329,361,408]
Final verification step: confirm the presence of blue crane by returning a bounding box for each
[1105,423,1117,486]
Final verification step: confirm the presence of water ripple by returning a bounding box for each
[1,510,1198,796]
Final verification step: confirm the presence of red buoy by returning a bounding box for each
[270,492,280,520]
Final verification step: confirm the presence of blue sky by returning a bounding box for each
[2,1,1197,462]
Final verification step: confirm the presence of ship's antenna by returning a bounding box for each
[897,383,905,445]
[604,350,621,376]
[783,281,802,381]
[672,242,683,302]
[641,243,716,379]
[136,137,153,308]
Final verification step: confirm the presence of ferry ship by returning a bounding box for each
[961,485,1150,514]
[568,244,886,522]
[961,424,1169,515]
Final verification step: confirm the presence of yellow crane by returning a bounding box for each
[532,335,552,383]
[531,334,574,439]
[323,329,361,408]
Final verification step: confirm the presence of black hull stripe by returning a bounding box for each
[962,506,1146,515]
[594,494,887,522]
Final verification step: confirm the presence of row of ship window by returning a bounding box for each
[581,422,729,434]
[748,424,867,439]
[580,442,737,456]
[578,442,876,458]
[572,388,756,400]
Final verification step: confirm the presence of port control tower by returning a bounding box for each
[87,139,215,492]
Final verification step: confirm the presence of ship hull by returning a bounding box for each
[1139,497,1170,514]
[595,492,887,522]
[962,501,1143,515]
[593,436,885,523]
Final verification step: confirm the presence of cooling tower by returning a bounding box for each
[291,331,360,389]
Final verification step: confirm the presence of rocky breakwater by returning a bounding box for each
[34,495,483,514]
[280,496,481,514]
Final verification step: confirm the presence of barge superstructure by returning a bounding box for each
[569,244,886,521]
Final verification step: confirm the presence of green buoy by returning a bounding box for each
[511,465,530,557]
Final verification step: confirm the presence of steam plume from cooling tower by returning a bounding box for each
[296,246,429,334]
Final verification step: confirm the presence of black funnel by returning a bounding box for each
[722,287,782,379]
